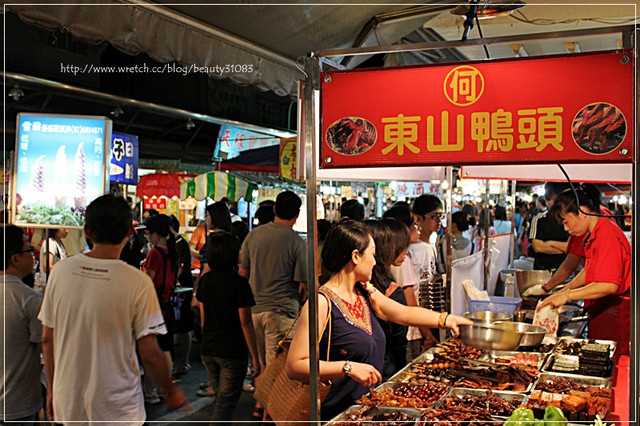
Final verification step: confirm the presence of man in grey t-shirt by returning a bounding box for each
[239,190,308,369]
[1,225,43,424]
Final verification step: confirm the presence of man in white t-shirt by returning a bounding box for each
[407,194,444,360]
[39,194,187,425]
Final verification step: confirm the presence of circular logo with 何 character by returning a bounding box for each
[325,117,377,156]
[443,65,484,107]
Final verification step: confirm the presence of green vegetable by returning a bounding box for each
[593,414,608,426]
[543,405,567,426]
[17,204,84,227]
[504,407,536,426]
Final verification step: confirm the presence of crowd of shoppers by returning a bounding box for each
[1,184,632,424]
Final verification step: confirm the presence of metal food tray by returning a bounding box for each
[480,350,547,370]
[409,347,438,364]
[541,354,614,379]
[386,362,455,386]
[435,387,528,418]
[326,405,420,425]
[454,375,535,394]
[555,337,617,358]
[532,372,612,393]
[364,381,449,409]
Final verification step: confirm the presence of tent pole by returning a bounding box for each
[302,58,321,422]
[510,180,516,268]
[630,35,638,424]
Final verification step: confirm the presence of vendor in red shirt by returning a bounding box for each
[538,184,631,355]
[523,192,612,297]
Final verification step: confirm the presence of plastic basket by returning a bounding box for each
[468,296,522,316]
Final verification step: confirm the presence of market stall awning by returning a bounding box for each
[180,171,255,202]
[136,173,195,199]
[460,164,632,184]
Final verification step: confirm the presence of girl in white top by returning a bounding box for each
[39,228,68,288]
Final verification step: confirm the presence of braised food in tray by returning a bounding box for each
[357,383,449,409]
[418,407,495,425]
[531,374,612,421]
[438,390,523,417]
[392,337,483,386]
[454,359,536,392]
[391,363,455,386]
[331,406,416,426]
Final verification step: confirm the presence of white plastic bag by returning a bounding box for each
[533,300,559,345]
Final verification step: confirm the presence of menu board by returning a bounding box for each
[13,113,111,228]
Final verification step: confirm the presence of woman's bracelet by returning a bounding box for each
[438,312,449,328]
[566,288,572,302]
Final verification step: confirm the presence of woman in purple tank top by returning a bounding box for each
[286,220,471,420]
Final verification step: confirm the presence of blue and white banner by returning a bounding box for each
[214,125,280,160]
[110,131,138,185]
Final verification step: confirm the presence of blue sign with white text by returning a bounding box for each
[110,132,139,185]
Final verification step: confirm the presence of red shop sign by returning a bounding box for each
[320,50,634,168]
[143,198,167,210]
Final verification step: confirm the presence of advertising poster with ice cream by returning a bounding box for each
[13,113,111,228]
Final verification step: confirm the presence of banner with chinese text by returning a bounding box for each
[109,131,138,185]
[280,137,303,182]
[320,51,633,168]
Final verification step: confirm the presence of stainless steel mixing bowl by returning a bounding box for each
[458,323,523,351]
[515,270,552,297]
[492,321,547,347]
[463,311,513,325]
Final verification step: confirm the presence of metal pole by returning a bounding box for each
[510,180,517,268]
[630,33,638,425]
[483,181,490,291]
[444,166,453,316]
[302,57,321,422]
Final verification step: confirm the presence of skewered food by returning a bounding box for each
[357,383,449,408]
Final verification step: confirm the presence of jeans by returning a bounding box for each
[1,412,37,425]
[201,355,247,421]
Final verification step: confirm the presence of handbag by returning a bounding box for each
[253,310,302,407]
[255,299,332,425]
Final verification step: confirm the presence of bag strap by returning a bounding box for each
[274,293,332,357]
[319,292,331,361]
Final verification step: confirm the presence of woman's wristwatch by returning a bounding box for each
[541,282,551,293]
[342,361,353,377]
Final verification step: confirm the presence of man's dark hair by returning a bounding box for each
[317,219,332,242]
[412,194,442,217]
[452,211,470,232]
[254,205,275,225]
[494,205,507,221]
[169,215,180,232]
[382,205,413,227]
[274,190,302,220]
[207,232,240,271]
[544,182,572,202]
[2,225,26,270]
[340,199,365,221]
[85,194,132,244]
[205,201,232,231]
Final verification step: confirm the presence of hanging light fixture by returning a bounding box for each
[110,105,124,118]
[8,85,24,101]
[451,0,526,19]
